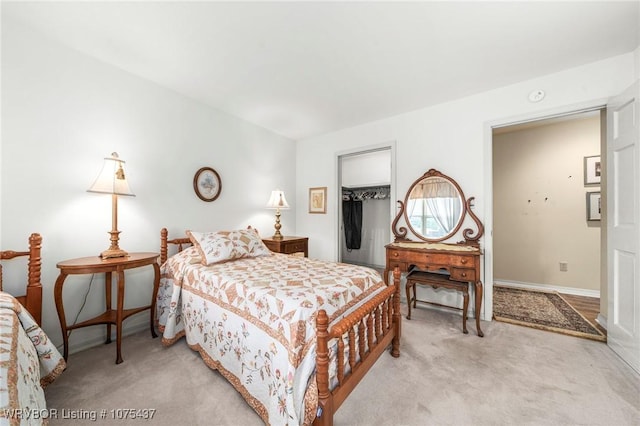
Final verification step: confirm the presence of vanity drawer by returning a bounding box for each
[387,261,407,272]
[450,267,476,282]
[422,254,475,267]
[399,251,476,268]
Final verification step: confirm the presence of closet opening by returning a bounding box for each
[337,147,393,271]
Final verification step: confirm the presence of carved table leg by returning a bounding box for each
[115,269,125,364]
[54,272,69,360]
[474,281,484,337]
[150,262,160,338]
[105,271,112,344]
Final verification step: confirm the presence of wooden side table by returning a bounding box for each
[262,236,308,257]
[54,252,160,364]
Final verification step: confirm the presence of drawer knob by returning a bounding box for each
[393,253,399,257]
[461,259,467,264]
[461,272,467,277]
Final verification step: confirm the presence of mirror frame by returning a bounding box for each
[392,168,484,244]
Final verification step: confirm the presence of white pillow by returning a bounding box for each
[186,228,271,266]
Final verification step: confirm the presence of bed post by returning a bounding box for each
[315,309,333,426]
[25,233,43,325]
[391,265,401,357]
[25,233,42,325]
[160,228,168,265]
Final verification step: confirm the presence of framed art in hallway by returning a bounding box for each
[586,191,601,221]
[309,187,327,214]
[584,155,601,185]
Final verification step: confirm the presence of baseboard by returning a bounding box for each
[494,279,600,298]
[596,313,608,331]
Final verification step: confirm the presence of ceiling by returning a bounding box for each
[3,1,638,141]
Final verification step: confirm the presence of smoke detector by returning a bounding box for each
[528,89,546,103]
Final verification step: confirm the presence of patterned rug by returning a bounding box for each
[493,285,606,342]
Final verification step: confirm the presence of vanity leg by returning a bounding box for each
[462,289,469,334]
[406,281,412,320]
[474,281,484,337]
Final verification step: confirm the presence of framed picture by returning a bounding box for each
[193,167,222,202]
[309,187,327,214]
[586,191,601,221]
[584,155,601,185]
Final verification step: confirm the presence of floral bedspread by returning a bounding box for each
[157,248,386,425]
[0,292,66,426]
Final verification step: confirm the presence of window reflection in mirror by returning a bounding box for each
[406,177,463,240]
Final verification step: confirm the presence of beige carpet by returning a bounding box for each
[45,305,639,425]
[493,285,606,342]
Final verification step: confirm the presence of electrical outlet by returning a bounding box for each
[559,261,568,272]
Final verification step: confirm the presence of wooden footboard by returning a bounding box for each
[314,266,401,426]
[0,233,43,325]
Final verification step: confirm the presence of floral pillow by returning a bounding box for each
[187,228,271,266]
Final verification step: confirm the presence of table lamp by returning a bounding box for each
[88,152,135,259]
[266,189,289,240]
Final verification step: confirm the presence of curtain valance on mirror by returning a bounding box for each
[409,177,458,199]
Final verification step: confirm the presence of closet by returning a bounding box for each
[339,149,392,269]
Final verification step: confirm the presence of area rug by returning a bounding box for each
[493,285,606,342]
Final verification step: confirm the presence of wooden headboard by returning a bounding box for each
[0,233,43,325]
[160,228,192,264]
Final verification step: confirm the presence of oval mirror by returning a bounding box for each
[403,172,464,242]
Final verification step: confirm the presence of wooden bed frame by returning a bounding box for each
[0,233,43,325]
[160,228,401,426]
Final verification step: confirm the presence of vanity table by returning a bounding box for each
[386,168,485,336]
[384,241,483,336]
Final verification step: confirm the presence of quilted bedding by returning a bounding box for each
[0,292,66,426]
[156,248,386,425]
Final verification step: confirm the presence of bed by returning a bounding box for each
[0,233,66,425]
[157,227,401,426]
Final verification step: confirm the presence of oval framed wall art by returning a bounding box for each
[193,167,222,202]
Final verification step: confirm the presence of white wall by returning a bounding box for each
[296,52,635,320]
[493,115,601,293]
[0,19,296,352]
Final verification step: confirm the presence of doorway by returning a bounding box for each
[491,109,606,332]
[337,147,393,270]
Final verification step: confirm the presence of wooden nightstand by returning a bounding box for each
[53,252,160,364]
[262,236,308,257]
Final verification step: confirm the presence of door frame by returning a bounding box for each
[483,99,608,321]
[335,142,396,264]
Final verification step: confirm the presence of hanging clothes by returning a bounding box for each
[343,198,363,250]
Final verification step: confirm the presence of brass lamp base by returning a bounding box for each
[100,229,128,259]
[272,209,284,240]
[100,248,129,259]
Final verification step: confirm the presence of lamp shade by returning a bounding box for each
[266,190,289,210]
[87,152,135,196]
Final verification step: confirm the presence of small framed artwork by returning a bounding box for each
[586,191,601,221]
[193,167,222,202]
[584,155,601,185]
[309,187,327,214]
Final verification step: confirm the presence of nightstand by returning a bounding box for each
[53,252,160,364]
[262,236,308,257]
